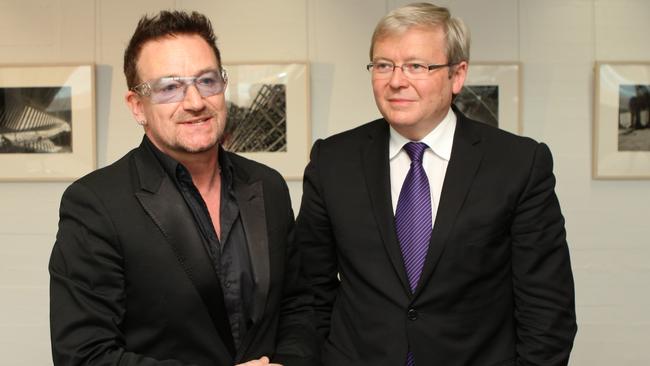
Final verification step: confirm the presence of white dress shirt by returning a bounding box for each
[389,108,456,228]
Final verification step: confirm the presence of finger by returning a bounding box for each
[235,357,270,366]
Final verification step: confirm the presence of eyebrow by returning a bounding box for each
[371,57,429,63]
[154,67,220,80]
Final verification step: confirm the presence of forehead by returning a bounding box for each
[136,34,218,80]
[373,26,446,60]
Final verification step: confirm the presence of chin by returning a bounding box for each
[182,146,213,154]
[188,143,219,154]
[178,138,219,154]
[386,116,420,129]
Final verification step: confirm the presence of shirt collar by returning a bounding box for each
[388,107,456,161]
[144,135,179,178]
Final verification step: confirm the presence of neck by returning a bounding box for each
[394,123,438,142]
[177,148,221,194]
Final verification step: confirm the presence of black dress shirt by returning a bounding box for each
[144,137,254,348]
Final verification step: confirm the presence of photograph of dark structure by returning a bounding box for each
[0,86,72,153]
[454,85,499,128]
[223,83,287,153]
[618,84,650,151]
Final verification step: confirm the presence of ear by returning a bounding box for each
[125,90,146,125]
[450,61,469,95]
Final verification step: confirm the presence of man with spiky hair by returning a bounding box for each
[50,10,318,366]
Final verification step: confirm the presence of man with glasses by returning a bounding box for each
[49,10,318,366]
[295,3,576,366]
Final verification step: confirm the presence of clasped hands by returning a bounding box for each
[235,356,282,366]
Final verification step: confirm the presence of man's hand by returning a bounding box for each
[235,356,283,366]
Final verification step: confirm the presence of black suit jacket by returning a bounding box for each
[50,139,319,366]
[295,109,577,366]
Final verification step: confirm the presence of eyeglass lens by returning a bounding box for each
[368,62,448,80]
[148,70,226,104]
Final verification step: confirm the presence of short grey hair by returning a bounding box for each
[369,2,470,65]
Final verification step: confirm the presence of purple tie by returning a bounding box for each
[395,142,431,366]
[395,142,432,292]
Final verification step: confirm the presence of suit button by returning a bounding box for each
[407,308,418,321]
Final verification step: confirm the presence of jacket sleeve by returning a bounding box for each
[269,168,322,366]
[49,182,197,366]
[293,140,340,342]
[511,143,577,365]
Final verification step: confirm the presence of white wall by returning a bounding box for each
[0,0,649,364]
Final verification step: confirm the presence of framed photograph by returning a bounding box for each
[0,64,95,181]
[594,62,650,179]
[455,62,521,134]
[222,62,309,180]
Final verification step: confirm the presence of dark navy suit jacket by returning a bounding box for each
[296,109,577,366]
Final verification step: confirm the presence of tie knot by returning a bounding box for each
[403,142,428,163]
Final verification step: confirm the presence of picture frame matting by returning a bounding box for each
[593,61,650,179]
[458,62,521,135]
[222,62,310,180]
[0,64,95,181]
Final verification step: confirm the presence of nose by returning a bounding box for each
[181,84,206,111]
[388,66,409,88]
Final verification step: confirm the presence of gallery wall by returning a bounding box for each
[0,0,649,364]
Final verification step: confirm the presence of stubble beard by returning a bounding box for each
[172,109,225,154]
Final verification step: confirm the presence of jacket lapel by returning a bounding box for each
[131,143,236,358]
[361,120,412,296]
[414,111,484,296]
[233,179,270,323]
[228,153,270,360]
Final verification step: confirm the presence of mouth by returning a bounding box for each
[387,98,415,105]
[178,116,212,125]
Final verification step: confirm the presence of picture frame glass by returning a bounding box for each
[594,62,650,179]
[456,63,520,135]
[0,64,95,181]
[222,63,309,180]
